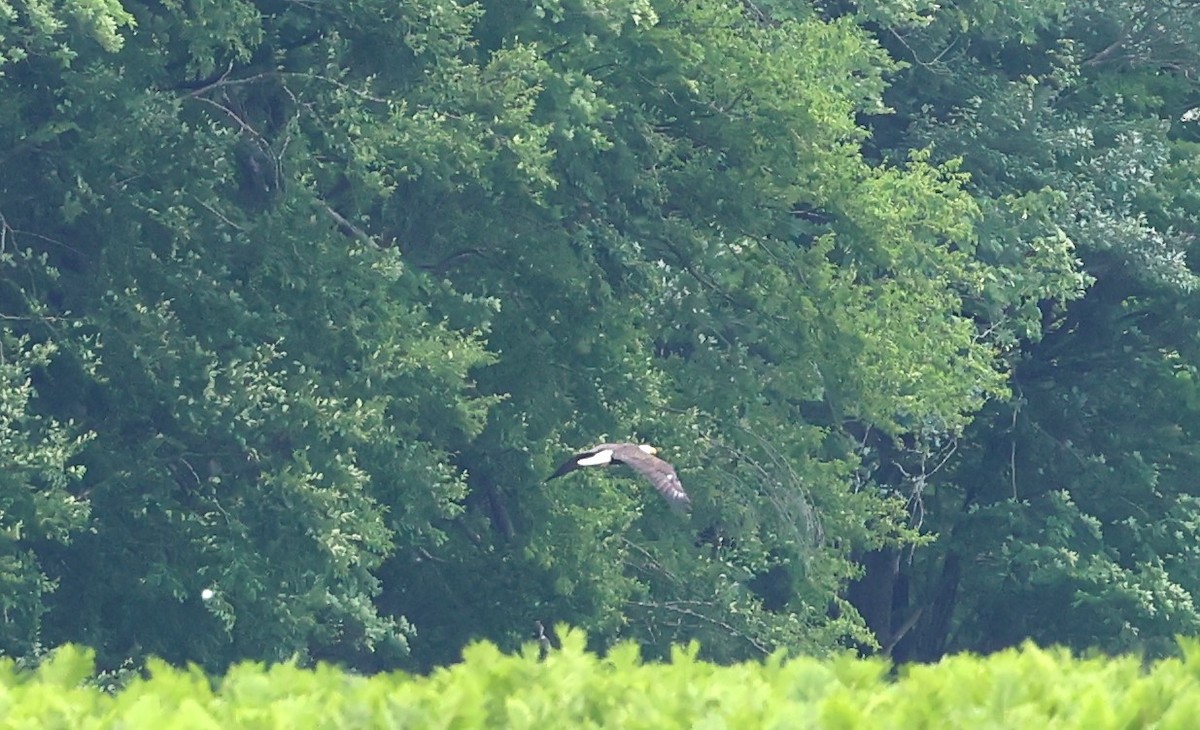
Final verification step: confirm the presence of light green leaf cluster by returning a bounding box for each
[0,0,134,71]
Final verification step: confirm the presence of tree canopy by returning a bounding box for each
[1,0,1198,672]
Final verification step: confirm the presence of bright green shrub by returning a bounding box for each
[5,632,1200,727]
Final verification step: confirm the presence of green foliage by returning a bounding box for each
[0,331,91,659]
[392,0,1031,665]
[1,0,1144,677]
[846,0,1200,661]
[0,0,134,71]
[1,0,512,670]
[7,638,1200,727]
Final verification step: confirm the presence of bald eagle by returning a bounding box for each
[547,443,691,513]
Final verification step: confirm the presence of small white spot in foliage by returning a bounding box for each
[201,588,215,601]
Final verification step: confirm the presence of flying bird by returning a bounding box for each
[547,443,691,513]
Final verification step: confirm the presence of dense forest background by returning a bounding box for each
[2,0,1199,674]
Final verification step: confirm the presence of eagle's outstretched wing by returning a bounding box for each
[610,444,692,513]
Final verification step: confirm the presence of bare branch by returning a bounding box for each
[628,599,771,655]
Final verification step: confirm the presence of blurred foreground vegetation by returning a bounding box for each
[6,635,1200,728]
